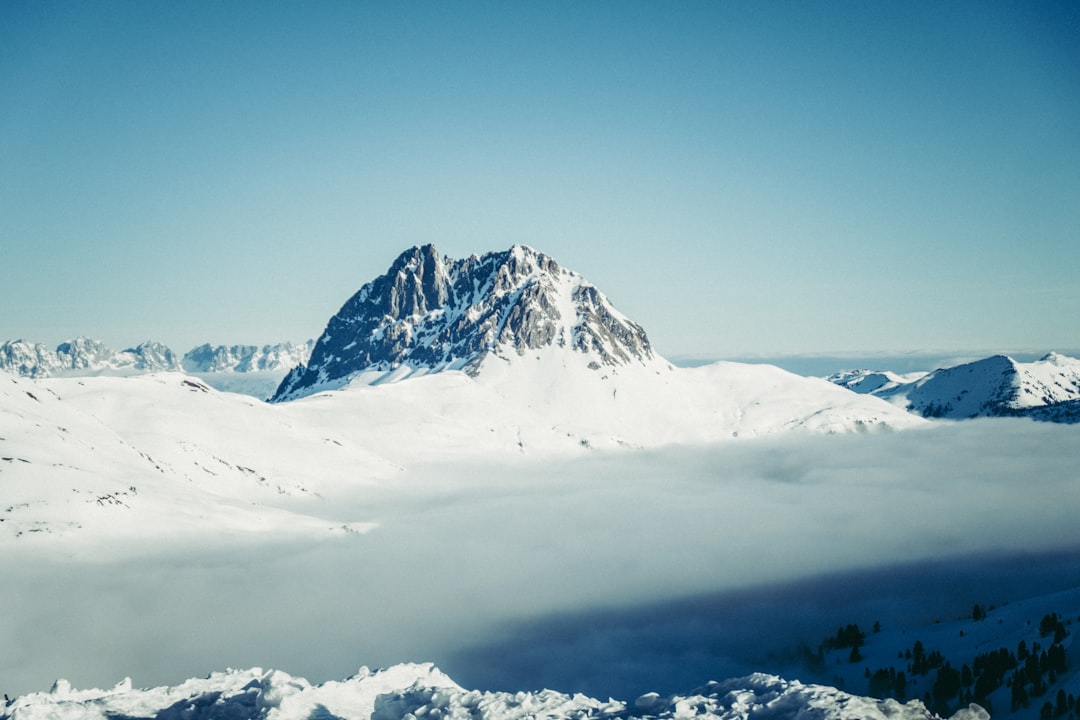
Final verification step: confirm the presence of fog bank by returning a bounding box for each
[2,419,1078,699]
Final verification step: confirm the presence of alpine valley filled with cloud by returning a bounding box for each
[3,245,1080,720]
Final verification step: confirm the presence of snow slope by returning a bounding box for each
[0,351,922,544]
[1,662,988,720]
[827,353,1080,420]
[0,372,385,544]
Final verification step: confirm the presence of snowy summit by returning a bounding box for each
[272,244,660,401]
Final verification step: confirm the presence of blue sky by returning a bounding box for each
[2,1,1078,359]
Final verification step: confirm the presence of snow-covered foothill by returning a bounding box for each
[0,372,386,544]
[0,662,987,720]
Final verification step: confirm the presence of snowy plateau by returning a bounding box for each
[2,245,1080,720]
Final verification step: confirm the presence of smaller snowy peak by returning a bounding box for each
[114,341,180,372]
[1,663,985,720]
[0,340,66,378]
[182,341,314,373]
[825,369,924,395]
[55,337,117,370]
[272,244,661,402]
[827,352,1080,421]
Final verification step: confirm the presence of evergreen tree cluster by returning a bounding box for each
[867,666,907,700]
[813,607,1077,719]
[1010,638,1069,713]
[824,623,867,651]
[1041,613,1069,643]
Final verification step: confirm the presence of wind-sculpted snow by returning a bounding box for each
[0,663,988,720]
[272,245,660,401]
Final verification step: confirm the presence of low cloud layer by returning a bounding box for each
[2,419,1079,700]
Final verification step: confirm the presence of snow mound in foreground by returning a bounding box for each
[2,663,988,720]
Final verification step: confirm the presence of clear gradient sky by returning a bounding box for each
[2,1,1078,359]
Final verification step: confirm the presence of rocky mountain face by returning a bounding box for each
[0,338,180,377]
[828,352,1080,421]
[272,244,660,402]
[181,341,314,373]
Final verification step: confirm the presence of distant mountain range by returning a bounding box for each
[0,338,313,398]
[0,337,180,378]
[827,352,1080,423]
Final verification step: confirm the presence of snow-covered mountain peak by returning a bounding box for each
[55,336,115,369]
[827,352,1080,420]
[1038,351,1077,367]
[272,244,660,401]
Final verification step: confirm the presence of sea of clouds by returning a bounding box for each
[2,418,1079,701]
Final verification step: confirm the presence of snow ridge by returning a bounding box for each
[827,353,1080,421]
[272,245,658,402]
[0,663,987,720]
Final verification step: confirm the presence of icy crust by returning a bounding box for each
[1,664,987,720]
[272,244,661,402]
